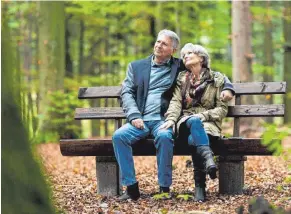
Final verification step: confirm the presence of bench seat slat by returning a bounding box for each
[60,138,273,156]
[77,82,286,99]
[74,104,285,119]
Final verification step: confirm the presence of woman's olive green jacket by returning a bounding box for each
[165,70,228,137]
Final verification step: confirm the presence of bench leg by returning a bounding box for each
[218,156,247,194]
[95,157,121,196]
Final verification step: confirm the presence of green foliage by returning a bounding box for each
[283,176,291,184]
[35,77,83,143]
[153,192,171,200]
[43,90,82,142]
[159,208,169,214]
[172,164,177,170]
[176,194,194,201]
[261,124,289,155]
[276,184,284,192]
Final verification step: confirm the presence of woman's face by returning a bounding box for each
[182,51,203,73]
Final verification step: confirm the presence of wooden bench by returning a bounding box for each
[60,81,286,197]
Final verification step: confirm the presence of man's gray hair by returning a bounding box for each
[180,43,210,68]
[158,29,180,49]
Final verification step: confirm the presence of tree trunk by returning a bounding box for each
[78,20,85,75]
[2,4,55,212]
[232,1,254,127]
[263,0,274,123]
[38,1,65,134]
[156,2,163,35]
[175,1,181,54]
[283,2,291,124]
[232,1,253,84]
[65,16,73,78]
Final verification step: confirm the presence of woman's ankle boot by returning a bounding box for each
[197,146,217,179]
[194,170,206,202]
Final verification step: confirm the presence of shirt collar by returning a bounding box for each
[151,55,171,67]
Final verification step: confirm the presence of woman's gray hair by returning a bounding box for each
[180,43,210,68]
[157,29,180,49]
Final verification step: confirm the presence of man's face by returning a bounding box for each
[153,35,176,61]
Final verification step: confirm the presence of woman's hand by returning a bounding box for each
[159,120,175,130]
[192,113,206,122]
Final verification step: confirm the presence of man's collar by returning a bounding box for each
[151,55,171,67]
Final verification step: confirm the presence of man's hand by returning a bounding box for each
[220,90,234,102]
[159,120,175,130]
[131,118,145,129]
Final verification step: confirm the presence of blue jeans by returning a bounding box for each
[186,117,209,147]
[112,120,174,187]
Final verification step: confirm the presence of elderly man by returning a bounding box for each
[112,29,234,201]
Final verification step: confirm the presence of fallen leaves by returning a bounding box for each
[37,142,291,214]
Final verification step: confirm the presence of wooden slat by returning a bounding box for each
[78,86,121,99]
[60,138,274,156]
[74,104,285,120]
[227,104,284,117]
[77,82,286,99]
[75,107,125,119]
[233,82,286,95]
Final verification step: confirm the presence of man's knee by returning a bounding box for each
[112,127,129,145]
[112,130,122,145]
[155,130,174,146]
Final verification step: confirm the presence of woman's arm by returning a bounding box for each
[196,85,228,122]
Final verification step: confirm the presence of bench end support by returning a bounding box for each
[95,157,121,196]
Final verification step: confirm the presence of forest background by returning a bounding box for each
[2,1,291,144]
[2,1,291,213]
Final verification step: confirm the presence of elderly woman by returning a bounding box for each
[160,44,228,202]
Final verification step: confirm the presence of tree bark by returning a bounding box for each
[263,0,274,123]
[232,1,253,84]
[283,1,291,124]
[38,1,65,133]
[2,4,55,212]
[78,20,85,75]
[65,15,73,78]
[232,1,254,115]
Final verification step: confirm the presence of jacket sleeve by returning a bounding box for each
[121,63,142,122]
[222,75,235,95]
[165,72,183,123]
[198,85,228,122]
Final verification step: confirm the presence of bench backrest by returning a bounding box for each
[75,82,286,136]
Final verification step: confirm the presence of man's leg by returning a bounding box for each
[151,121,174,192]
[112,123,149,188]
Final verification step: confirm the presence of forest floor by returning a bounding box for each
[37,124,291,214]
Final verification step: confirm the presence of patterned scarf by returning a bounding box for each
[181,68,213,109]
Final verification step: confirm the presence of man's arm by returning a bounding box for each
[121,63,142,122]
[223,75,235,95]
[214,72,235,102]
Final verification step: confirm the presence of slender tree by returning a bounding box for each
[283,1,291,124]
[37,1,65,135]
[263,0,274,123]
[2,4,55,213]
[232,1,254,106]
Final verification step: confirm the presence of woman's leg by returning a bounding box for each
[186,117,217,202]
